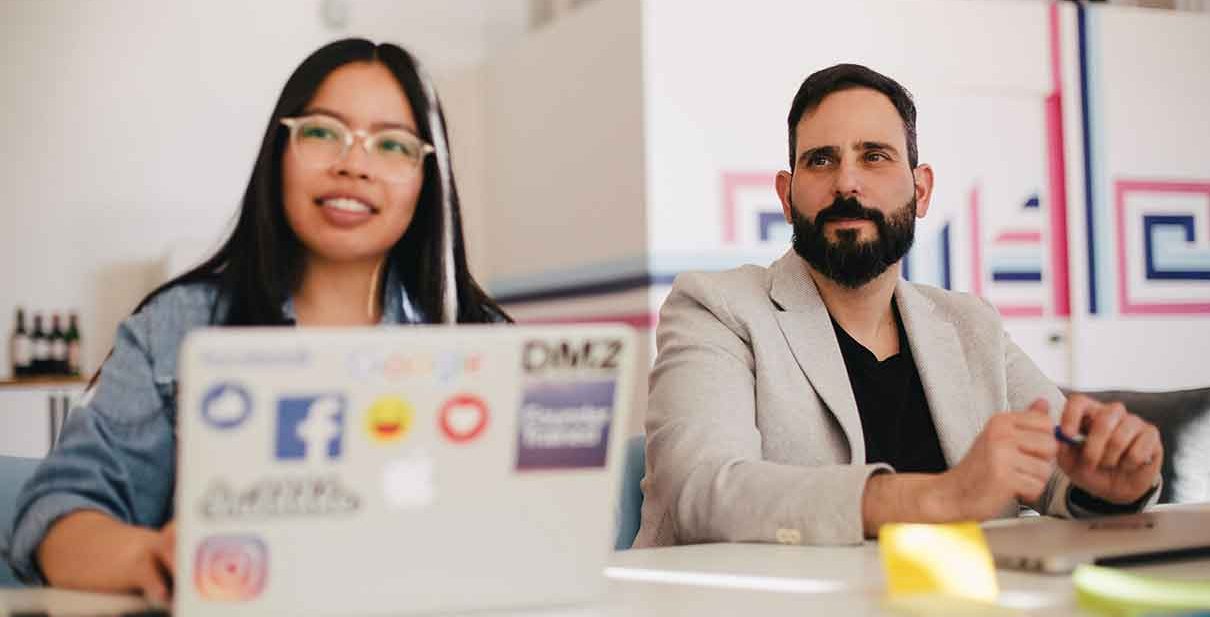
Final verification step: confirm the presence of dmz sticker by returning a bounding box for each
[195,534,268,601]
[201,382,253,430]
[516,380,616,471]
[275,395,346,463]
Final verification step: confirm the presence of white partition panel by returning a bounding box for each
[1063,4,1210,390]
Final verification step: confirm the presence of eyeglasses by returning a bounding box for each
[280,114,434,182]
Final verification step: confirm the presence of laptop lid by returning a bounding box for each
[173,325,636,616]
[983,504,1210,574]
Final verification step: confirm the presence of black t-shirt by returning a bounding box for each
[831,302,948,473]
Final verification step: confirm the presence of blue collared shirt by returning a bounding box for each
[3,272,425,584]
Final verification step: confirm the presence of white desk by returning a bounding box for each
[4,542,1208,616]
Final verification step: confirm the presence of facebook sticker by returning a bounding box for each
[275,394,346,462]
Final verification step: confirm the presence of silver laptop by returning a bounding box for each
[173,325,637,616]
[983,503,1210,573]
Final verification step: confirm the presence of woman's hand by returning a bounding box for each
[37,511,175,602]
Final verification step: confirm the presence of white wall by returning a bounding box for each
[1063,5,1210,390]
[0,0,527,378]
[481,0,647,286]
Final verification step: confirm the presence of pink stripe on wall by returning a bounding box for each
[721,172,778,243]
[995,230,1044,244]
[1046,2,1072,317]
[515,312,657,329]
[997,305,1046,318]
[1048,2,1063,94]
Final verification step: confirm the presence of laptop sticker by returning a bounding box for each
[382,450,435,509]
[201,382,253,430]
[521,339,623,375]
[195,535,268,601]
[438,394,489,444]
[365,395,414,443]
[275,394,346,462]
[346,350,482,383]
[199,475,360,520]
[516,380,616,471]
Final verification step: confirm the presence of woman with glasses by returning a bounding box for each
[4,39,508,598]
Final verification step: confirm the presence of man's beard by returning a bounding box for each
[790,194,917,289]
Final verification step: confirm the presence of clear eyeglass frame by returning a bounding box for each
[280,114,435,182]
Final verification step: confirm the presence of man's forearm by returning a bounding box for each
[861,472,955,537]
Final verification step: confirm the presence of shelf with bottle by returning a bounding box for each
[7,307,86,384]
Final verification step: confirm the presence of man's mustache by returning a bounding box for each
[814,196,886,226]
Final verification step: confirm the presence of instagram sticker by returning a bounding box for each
[194,535,268,601]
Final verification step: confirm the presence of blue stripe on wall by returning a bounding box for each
[941,224,952,291]
[992,271,1044,283]
[1078,3,1099,314]
[493,273,677,304]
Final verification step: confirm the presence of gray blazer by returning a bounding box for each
[635,250,1079,548]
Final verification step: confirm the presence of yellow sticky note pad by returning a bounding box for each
[879,522,1000,604]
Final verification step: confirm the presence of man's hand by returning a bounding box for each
[930,399,1059,520]
[862,400,1059,535]
[38,511,176,602]
[1057,395,1162,505]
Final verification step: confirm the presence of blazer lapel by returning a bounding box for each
[895,281,980,467]
[768,251,866,464]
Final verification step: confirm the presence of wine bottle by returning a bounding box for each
[65,312,82,377]
[9,307,31,378]
[31,313,48,377]
[50,314,67,376]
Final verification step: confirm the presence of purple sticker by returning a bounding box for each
[516,380,616,470]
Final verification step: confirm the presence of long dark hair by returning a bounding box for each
[89,39,508,387]
[145,39,505,324]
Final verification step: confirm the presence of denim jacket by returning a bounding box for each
[3,271,429,584]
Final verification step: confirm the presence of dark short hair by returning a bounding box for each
[786,63,918,169]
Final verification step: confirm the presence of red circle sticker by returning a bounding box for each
[438,394,489,443]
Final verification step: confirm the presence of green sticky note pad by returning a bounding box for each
[1074,564,1210,616]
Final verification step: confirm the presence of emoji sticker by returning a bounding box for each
[438,394,489,444]
[365,395,414,443]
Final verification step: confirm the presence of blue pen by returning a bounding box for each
[1054,426,1086,447]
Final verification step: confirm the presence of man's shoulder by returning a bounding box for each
[671,263,771,294]
[668,264,774,314]
[904,281,1002,328]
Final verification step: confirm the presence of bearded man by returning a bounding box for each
[634,64,1162,547]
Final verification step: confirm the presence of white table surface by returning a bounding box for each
[4,533,1208,616]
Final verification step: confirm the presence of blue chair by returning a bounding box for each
[614,434,646,550]
[0,455,40,587]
